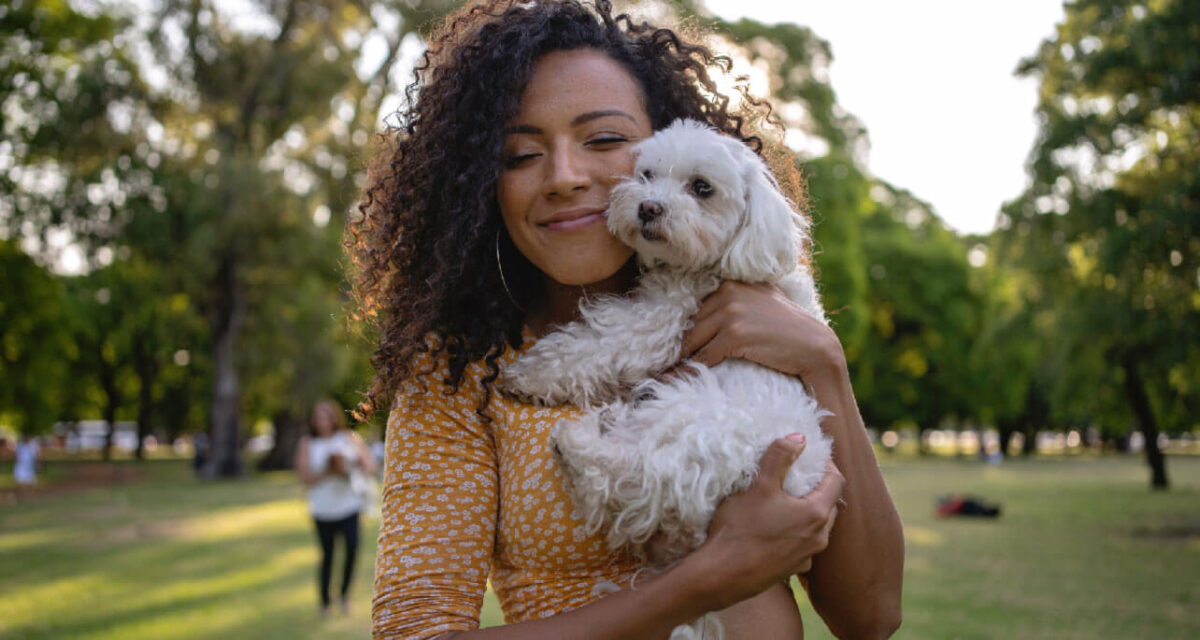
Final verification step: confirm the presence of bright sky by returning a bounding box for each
[705,0,1066,236]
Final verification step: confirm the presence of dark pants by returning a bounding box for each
[313,511,360,607]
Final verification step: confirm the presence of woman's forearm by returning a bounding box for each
[431,551,721,640]
[806,359,904,639]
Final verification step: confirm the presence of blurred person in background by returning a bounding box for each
[294,398,376,616]
[13,434,41,496]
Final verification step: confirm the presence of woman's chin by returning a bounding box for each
[542,249,636,290]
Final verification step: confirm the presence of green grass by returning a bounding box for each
[1,456,1197,639]
[0,460,380,640]
[834,454,1200,640]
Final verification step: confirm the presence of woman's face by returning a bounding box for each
[497,48,654,288]
[311,404,336,438]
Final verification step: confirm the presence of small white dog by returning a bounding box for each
[500,120,832,638]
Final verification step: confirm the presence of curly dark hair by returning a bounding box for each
[347,0,805,420]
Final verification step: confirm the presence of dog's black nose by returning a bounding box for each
[638,201,664,222]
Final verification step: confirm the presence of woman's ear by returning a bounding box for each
[719,146,803,282]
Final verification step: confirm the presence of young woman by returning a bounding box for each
[350,1,904,637]
[294,399,376,615]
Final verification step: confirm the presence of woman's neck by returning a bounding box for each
[526,260,638,337]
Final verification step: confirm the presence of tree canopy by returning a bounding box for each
[2,0,1193,490]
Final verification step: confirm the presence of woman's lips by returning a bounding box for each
[542,210,606,232]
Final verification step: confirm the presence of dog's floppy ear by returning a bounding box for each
[718,143,803,282]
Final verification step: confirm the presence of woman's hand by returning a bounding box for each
[681,287,904,638]
[682,281,844,380]
[693,436,846,611]
[328,453,347,477]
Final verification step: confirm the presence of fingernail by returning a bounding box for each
[787,433,806,445]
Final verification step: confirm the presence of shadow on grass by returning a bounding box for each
[6,556,315,639]
[1,459,376,640]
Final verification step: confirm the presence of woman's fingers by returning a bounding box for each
[805,461,847,511]
[794,510,839,576]
[681,305,726,363]
[790,463,844,574]
[681,280,837,377]
[755,435,808,490]
[704,456,847,600]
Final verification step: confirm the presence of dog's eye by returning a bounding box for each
[641,169,653,181]
[691,178,713,199]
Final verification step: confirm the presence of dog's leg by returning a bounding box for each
[603,364,834,552]
[552,408,643,539]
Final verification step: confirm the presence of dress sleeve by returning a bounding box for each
[372,373,500,639]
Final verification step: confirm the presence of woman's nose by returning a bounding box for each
[544,143,590,197]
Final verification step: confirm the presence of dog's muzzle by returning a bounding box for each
[637,200,666,241]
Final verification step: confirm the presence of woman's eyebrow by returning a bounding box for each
[502,109,638,135]
[571,109,637,126]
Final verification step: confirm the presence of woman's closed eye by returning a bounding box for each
[502,152,540,169]
[585,134,630,149]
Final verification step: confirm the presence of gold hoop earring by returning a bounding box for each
[496,230,526,313]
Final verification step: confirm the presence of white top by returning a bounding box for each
[306,432,363,521]
[14,440,39,485]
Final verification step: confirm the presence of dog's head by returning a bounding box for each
[607,119,804,281]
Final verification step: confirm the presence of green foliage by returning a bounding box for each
[852,185,985,433]
[1000,0,1199,433]
[1,0,420,466]
[991,0,1200,484]
[10,0,1192,467]
[803,155,870,360]
[0,242,73,434]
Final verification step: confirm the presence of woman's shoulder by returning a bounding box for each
[385,341,537,449]
[396,337,527,405]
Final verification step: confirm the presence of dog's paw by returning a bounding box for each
[496,375,548,406]
[499,355,570,405]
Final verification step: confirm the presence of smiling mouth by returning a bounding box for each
[542,209,607,232]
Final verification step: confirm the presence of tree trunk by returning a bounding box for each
[1122,355,1169,490]
[257,408,304,471]
[204,253,245,478]
[98,344,119,463]
[133,335,156,461]
[996,420,1016,458]
[1021,428,1037,456]
[102,400,116,463]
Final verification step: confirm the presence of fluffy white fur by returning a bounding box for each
[499,120,833,639]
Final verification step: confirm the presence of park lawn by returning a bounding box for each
[837,454,1200,640]
[1,456,1197,639]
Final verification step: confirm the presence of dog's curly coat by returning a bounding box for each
[501,120,832,639]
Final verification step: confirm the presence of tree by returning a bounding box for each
[970,239,1057,456]
[0,242,74,436]
[1006,0,1200,487]
[3,0,445,474]
[853,185,985,447]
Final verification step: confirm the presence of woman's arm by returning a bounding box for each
[683,281,905,639]
[294,437,324,487]
[379,353,848,640]
[351,432,377,476]
[803,354,904,638]
[428,436,845,640]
